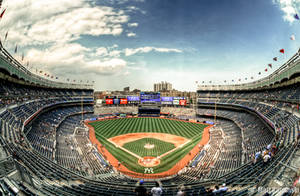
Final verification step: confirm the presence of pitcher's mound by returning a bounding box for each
[138,156,160,167]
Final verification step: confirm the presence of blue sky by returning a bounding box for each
[0,0,299,91]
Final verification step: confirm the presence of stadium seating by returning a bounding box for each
[0,51,299,195]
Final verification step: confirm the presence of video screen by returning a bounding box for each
[140,92,161,103]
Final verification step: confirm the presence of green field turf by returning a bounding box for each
[123,138,175,157]
[89,117,207,174]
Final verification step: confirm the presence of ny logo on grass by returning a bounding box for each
[144,168,154,174]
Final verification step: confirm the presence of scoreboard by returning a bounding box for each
[140,92,161,103]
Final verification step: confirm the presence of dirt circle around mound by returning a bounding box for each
[138,156,160,167]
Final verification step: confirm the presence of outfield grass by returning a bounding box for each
[89,117,207,174]
[123,138,175,157]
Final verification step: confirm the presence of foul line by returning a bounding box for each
[158,139,191,159]
[107,139,142,160]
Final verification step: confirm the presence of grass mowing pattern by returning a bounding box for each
[123,138,175,157]
[89,118,207,174]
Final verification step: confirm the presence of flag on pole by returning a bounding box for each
[0,8,6,19]
[294,14,299,20]
[273,57,277,61]
[279,49,284,54]
[290,34,295,41]
[265,68,268,72]
[4,31,8,41]
[268,64,272,68]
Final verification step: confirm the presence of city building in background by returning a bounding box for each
[123,87,130,92]
[154,81,172,92]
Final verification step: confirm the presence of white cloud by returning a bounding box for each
[112,44,119,48]
[26,43,127,76]
[274,0,300,23]
[124,47,182,56]
[127,32,137,37]
[108,50,121,57]
[128,22,139,27]
[0,1,129,46]
[95,47,121,57]
[0,0,135,78]
[85,58,127,75]
[108,0,145,4]
[96,47,109,57]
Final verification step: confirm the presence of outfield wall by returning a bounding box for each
[86,117,211,179]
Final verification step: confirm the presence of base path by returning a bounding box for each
[85,117,212,179]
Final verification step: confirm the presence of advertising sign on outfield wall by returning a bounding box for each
[106,99,113,104]
[161,101,173,105]
[120,99,128,104]
[179,100,187,106]
[96,99,103,105]
[173,100,180,105]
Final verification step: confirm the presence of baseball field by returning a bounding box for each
[87,117,209,178]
